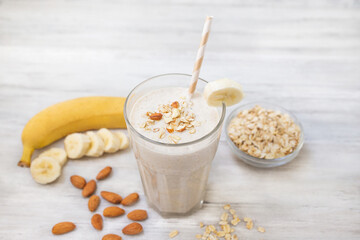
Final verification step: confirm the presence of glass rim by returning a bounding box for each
[124,73,226,147]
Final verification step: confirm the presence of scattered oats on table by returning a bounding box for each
[196,204,266,239]
[223,204,231,210]
[169,229,179,238]
[195,234,202,239]
[228,105,301,159]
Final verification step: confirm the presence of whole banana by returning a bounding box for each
[19,96,127,167]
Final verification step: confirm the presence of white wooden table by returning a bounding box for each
[0,0,359,239]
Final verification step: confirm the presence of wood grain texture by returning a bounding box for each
[0,0,359,239]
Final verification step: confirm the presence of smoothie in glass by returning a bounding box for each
[125,74,225,215]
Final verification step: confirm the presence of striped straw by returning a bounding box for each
[188,16,213,97]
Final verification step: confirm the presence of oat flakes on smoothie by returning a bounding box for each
[141,99,200,144]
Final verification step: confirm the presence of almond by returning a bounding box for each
[91,214,103,230]
[103,206,125,217]
[96,166,112,180]
[70,175,86,189]
[127,209,148,221]
[101,191,122,204]
[82,180,96,197]
[171,101,179,108]
[102,234,122,240]
[149,112,162,120]
[88,195,100,212]
[122,222,143,235]
[122,193,139,206]
[52,222,76,235]
[166,126,174,133]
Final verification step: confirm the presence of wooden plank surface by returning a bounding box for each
[0,0,359,239]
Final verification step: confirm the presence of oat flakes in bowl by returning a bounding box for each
[225,102,304,168]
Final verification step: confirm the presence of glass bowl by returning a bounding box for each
[225,102,304,168]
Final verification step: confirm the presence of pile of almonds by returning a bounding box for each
[51,166,148,239]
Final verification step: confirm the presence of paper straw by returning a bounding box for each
[188,16,213,97]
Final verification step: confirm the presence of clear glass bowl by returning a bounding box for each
[225,102,304,168]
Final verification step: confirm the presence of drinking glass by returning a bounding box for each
[124,73,225,216]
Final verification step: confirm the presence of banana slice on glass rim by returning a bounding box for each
[86,131,105,157]
[30,156,62,184]
[203,78,244,107]
[39,148,68,166]
[97,128,121,153]
[64,133,91,159]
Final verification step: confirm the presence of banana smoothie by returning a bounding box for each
[125,75,225,215]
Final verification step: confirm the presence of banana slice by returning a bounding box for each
[64,133,91,159]
[97,128,120,153]
[30,157,62,184]
[114,132,130,150]
[85,131,105,157]
[39,148,67,166]
[203,78,244,106]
